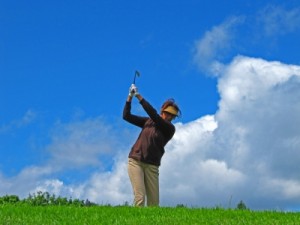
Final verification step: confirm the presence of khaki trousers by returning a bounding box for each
[128,158,159,207]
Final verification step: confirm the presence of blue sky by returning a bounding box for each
[1,0,300,210]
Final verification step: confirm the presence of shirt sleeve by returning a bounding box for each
[139,98,175,137]
[123,101,148,128]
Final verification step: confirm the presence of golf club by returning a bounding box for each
[133,70,140,84]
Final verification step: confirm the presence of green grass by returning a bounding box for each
[0,205,300,225]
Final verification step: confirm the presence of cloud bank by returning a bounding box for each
[161,55,300,210]
[1,55,300,210]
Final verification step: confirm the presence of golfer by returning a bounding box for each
[123,84,181,207]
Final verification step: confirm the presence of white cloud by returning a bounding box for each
[0,110,36,133]
[0,165,53,198]
[193,16,244,76]
[258,5,300,37]
[83,154,132,205]
[262,178,300,199]
[192,5,300,77]
[215,56,300,176]
[46,117,132,170]
[27,151,132,205]
[32,180,65,196]
[0,116,135,201]
[209,56,300,209]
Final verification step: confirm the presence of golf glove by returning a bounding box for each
[129,84,139,96]
[128,84,134,97]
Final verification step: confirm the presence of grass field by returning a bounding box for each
[1,205,300,225]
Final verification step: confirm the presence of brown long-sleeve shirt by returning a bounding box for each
[123,98,175,166]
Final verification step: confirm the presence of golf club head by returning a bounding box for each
[133,70,140,84]
[135,70,140,77]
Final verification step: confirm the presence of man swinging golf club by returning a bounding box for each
[123,74,181,207]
